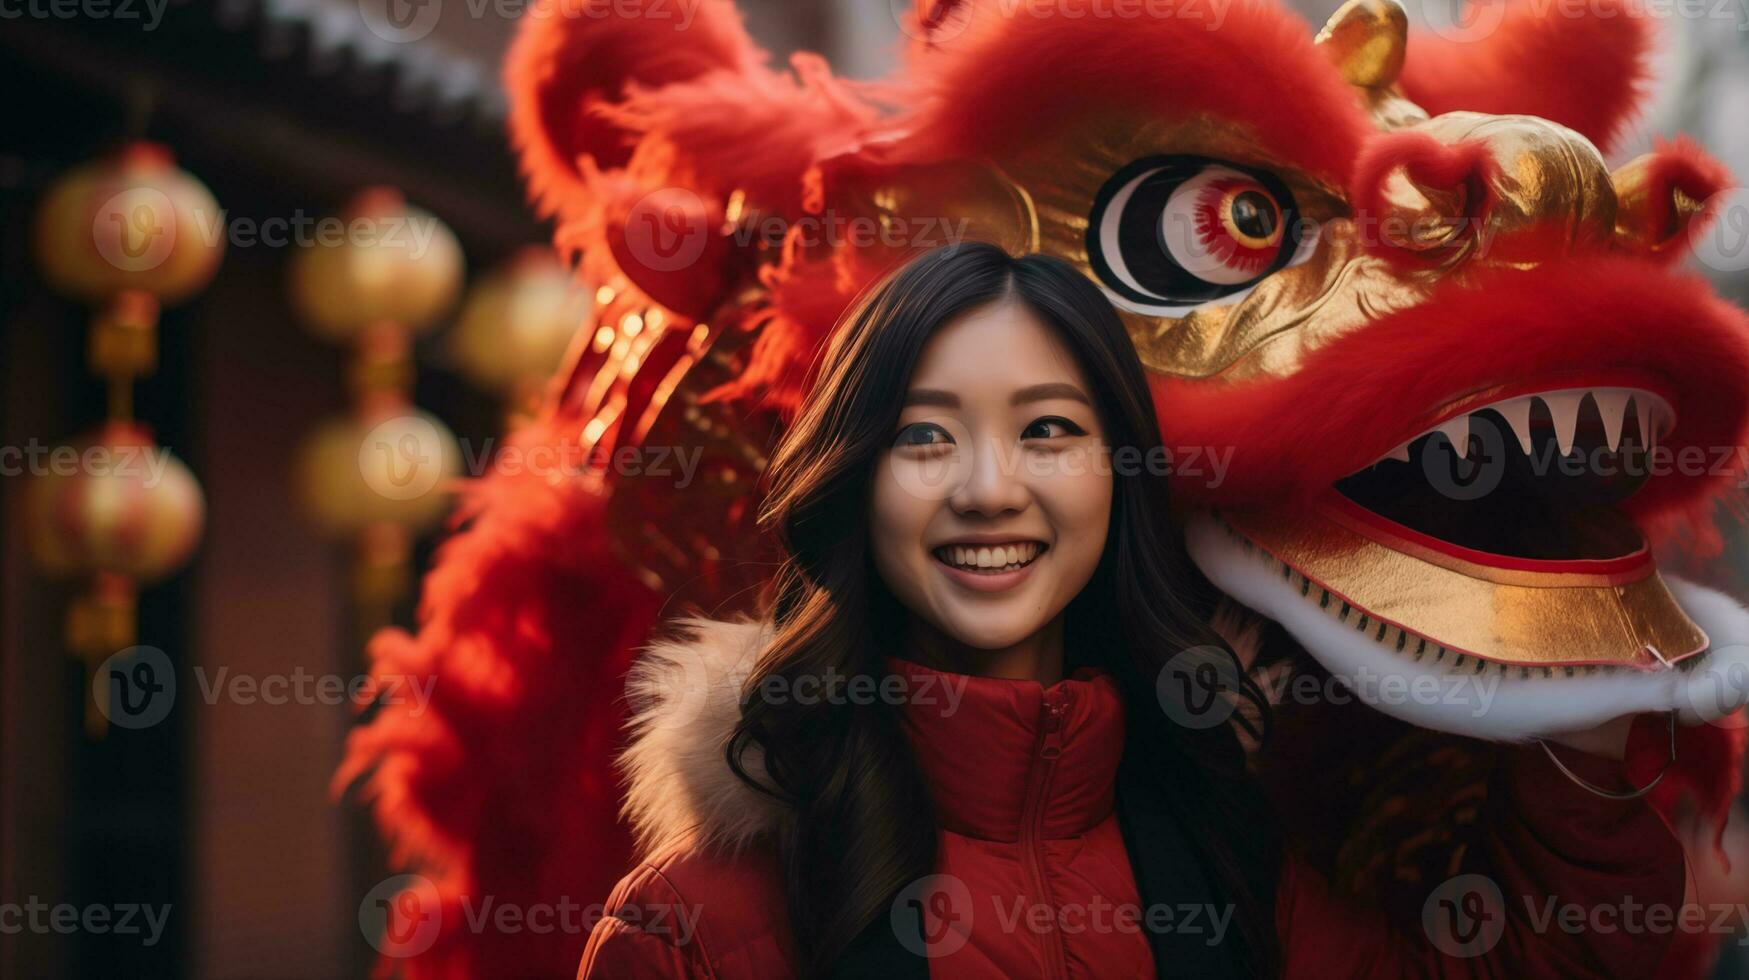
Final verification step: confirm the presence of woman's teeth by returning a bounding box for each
[933,542,1044,573]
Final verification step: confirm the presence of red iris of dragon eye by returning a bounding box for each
[1191,178,1285,277]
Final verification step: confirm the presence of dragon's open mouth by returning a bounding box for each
[1333,386,1675,564]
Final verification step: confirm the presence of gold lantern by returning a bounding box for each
[450,247,592,413]
[288,188,465,624]
[30,143,221,733]
[24,423,205,734]
[35,142,225,420]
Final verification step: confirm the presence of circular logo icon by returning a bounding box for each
[95,645,176,730]
[359,415,448,501]
[622,188,712,274]
[1691,188,1749,275]
[1419,0,1507,43]
[1421,415,1505,503]
[359,0,441,43]
[1678,646,1749,729]
[1422,873,1506,958]
[885,418,973,503]
[891,0,976,44]
[890,874,974,958]
[360,874,443,957]
[93,187,177,274]
[1156,645,1241,730]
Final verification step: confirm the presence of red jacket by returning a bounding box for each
[580,622,1685,979]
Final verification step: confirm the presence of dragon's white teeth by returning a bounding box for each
[1498,396,1535,455]
[1368,386,1673,467]
[1543,390,1585,456]
[1593,389,1630,452]
[1435,415,1471,457]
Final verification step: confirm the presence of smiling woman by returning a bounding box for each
[578,243,1689,980]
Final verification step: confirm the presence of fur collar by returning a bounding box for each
[619,618,783,856]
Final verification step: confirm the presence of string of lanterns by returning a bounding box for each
[26,151,591,731]
[27,142,218,735]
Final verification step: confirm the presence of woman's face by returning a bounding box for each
[870,298,1114,653]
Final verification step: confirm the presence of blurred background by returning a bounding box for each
[1,0,1747,977]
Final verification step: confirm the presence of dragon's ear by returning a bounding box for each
[504,0,762,217]
[505,1,881,319]
[1399,0,1653,154]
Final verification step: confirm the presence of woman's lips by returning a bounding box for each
[929,541,1047,594]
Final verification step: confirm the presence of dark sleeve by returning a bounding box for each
[1276,720,1687,979]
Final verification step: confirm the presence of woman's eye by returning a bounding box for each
[893,422,953,448]
[1022,417,1086,440]
[1085,155,1303,311]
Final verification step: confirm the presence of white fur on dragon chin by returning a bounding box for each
[1184,510,1749,741]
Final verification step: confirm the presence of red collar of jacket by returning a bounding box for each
[886,657,1126,843]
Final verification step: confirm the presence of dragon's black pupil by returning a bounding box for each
[1231,191,1277,240]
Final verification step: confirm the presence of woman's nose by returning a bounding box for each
[948,437,1029,516]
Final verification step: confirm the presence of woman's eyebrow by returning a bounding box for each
[904,388,959,407]
[1011,382,1090,406]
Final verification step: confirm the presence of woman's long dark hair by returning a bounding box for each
[726,242,1278,976]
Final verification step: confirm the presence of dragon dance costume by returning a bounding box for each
[335,0,1749,974]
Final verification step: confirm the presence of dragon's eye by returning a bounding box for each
[1087,156,1304,313]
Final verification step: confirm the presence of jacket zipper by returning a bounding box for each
[1021,690,1071,980]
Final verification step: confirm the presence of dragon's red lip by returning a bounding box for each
[1333,383,1678,566]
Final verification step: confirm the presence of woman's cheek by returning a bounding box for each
[1040,456,1113,591]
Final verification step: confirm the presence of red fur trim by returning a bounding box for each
[597,52,884,219]
[1399,0,1653,155]
[892,0,1370,188]
[1349,131,1502,264]
[1647,136,1738,259]
[1153,257,1749,535]
[504,0,761,218]
[335,416,663,978]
